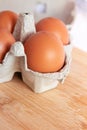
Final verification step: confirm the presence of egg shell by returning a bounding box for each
[0,13,72,93]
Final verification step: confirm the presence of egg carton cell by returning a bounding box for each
[0,13,72,93]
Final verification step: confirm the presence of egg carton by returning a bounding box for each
[0,13,72,93]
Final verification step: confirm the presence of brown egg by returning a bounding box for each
[0,29,15,63]
[36,17,69,45]
[0,10,18,33]
[24,31,65,73]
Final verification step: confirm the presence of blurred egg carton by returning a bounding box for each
[0,13,72,93]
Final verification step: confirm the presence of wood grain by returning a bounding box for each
[0,48,87,130]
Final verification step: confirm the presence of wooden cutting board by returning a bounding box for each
[0,48,87,130]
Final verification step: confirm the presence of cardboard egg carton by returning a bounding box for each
[0,13,72,93]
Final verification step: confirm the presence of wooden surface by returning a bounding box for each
[0,48,87,130]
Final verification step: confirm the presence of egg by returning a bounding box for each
[0,29,15,63]
[36,17,69,45]
[24,31,65,73]
[0,10,18,33]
